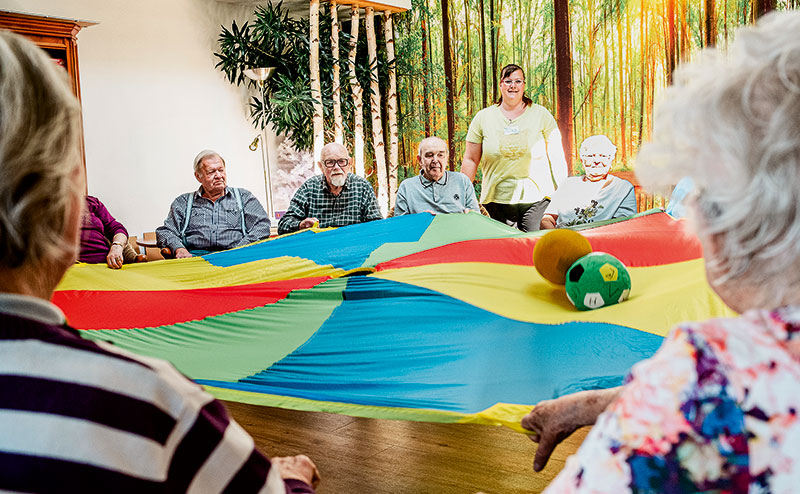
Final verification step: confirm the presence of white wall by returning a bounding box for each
[0,0,280,235]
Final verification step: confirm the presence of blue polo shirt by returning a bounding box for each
[394,171,479,215]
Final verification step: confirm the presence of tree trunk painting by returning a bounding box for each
[667,0,677,84]
[489,0,497,102]
[753,0,776,18]
[553,0,574,172]
[384,11,400,207]
[309,0,324,162]
[704,0,716,47]
[441,0,457,170]
[421,12,432,135]
[331,0,343,143]
[365,7,390,215]
[464,0,473,115]
[479,0,488,108]
[348,5,366,177]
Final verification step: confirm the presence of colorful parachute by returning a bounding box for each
[53,211,735,432]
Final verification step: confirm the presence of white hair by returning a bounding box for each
[579,135,616,161]
[636,11,800,308]
[417,136,447,157]
[193,149,225,173]
[0,31,83,269]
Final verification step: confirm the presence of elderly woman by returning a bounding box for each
[540,134,636,228]
[79,196,135,268]
[461,64,568,231]
[522,11,800,492]
[0,31,318,492]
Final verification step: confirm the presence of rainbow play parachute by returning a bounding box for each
[53,211,734,431]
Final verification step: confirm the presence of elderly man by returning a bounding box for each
[156,150,271,258]
[0,32,318,492]
[277,142,382,234]
[395,136,479,216]
[540,134,636,229]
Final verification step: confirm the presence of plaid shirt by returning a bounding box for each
[278,174,382,234]
[156,186,271,252]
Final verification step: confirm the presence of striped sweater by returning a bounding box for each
[0,304,314,494]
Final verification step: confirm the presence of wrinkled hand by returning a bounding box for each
[273,454,320,488]
[540,214,557,230]
[106,244,124,269]
[298,217,319,230]
[175,247,192,259]
[521,387,621,471]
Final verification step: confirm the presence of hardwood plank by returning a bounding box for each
[224,401,588,494]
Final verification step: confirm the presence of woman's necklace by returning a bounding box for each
[500,101,526,122]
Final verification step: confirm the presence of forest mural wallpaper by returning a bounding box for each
[217,0,798,204]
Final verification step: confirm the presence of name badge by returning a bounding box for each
[504,125,520,135]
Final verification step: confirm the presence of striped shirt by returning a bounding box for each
[0,294,313,494]
[277,174,382,235]
[157,186,271,253]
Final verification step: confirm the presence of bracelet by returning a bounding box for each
[112,241,125,247]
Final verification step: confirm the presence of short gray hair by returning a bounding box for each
[579,135,616,161]
[636,11,800,308]
[193,149,225,173]
[0,31,83,269]
[417,136,447,157]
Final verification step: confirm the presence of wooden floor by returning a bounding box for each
[224,401,589,494]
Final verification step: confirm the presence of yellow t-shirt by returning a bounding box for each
[466,104,565,204]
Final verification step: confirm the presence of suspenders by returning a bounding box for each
[180,188,246,246]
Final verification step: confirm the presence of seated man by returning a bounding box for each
[156,150,271,258]
[394,136,479,216]
[278,142,382,235]
[0,31,317,493]
[540,135,636,229]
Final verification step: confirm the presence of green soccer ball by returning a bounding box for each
[565,252,631,311]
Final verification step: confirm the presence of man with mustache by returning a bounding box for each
[278,143,382,234]
[157,150,271,257]
[394,136,479,216]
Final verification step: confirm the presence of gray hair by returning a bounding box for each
[0,31,83,269]
[193,149,225,173]
[579,135,616,161]
[636,11,800,309]
[417,136,448,157]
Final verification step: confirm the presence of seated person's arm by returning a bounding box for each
[394,185,409,216]
[613,184,638,218]
[166,387,320,492]
[156,195,192,258]
[362,187,383,222]
[521,387,622,471]
[278,186,311,235]
[463,175,480,212]
[238,189,272,244]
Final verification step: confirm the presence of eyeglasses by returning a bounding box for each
[322,158,350,168]
[502,79,524,87]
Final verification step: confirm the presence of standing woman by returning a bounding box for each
[461,64,568,231]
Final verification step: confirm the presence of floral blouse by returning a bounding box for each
[546,306,800,493]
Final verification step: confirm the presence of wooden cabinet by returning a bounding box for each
[0,10,95,99]
[0,10,96,171]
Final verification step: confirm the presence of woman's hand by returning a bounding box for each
[106,243,124,269]
[521,387,622,471]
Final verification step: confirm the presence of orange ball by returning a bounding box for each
[533,229,593,285]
